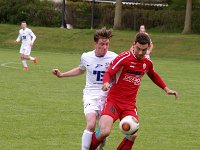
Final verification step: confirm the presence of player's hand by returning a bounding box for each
[102,82,110,91]
[164,87,179,100]
[52,69,62,78]
[30,43,33,48]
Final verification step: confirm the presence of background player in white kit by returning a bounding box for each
[52,27,117,150]
[130,25,153,58]
[15,21,37,71]
[139,25,153,58]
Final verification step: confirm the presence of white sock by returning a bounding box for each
[82,130,93,150]
[22,60,28,67]
[29,56,34,61]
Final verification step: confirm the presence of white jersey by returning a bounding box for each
[16,28,36,46]
[80,50,117,116]
[80,50,117,93]
[80,50,117,115]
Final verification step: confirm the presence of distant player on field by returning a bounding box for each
[131,25,154,58]
[89,33,179,150]
[15,21,37,71]
[139,25,153,58]
[52,27,118,150]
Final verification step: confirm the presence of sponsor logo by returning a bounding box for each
[95,64,103,68]
[105,62,110,69]
[123,75,141,85]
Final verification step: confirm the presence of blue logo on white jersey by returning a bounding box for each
[95,64,103,68]
[22,36,26,40]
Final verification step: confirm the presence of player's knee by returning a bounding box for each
[24,55,29,59]
[100,127,111,139]
[86,122,96,132]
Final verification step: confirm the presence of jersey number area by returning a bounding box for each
[22,36,26,39]
[93,70,105,81]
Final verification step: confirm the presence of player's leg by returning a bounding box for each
[89,115,113,150]
[20,46,29,70]
[29,55,37,64]
[96,130,108,150]
[28,54,37,64]
[82,112,97,150]
[97,140,106,150]
[117,132,138,150]
[82,100,99,150]
[90,100,118,150]
[20,54,29,70]
[96,101,107,150]
[25,46,37,64]
[96,126,108,150]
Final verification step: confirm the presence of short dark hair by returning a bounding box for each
[94,27,112,42]
[21,21,27,24]
[135,33,150,46]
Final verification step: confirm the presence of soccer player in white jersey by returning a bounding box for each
[52,27,117,150]
[15,21,37,71]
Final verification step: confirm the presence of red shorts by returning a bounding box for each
[101,98,138,122]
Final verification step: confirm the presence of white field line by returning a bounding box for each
[0,61,51,73]
[0,62,20,69]
[0,61,197,84]
[32,50,80,55]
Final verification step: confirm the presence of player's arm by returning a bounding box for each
[147,42,153,55]
[144,33,153,55]
[30,30,36,46]
[147,67,179,99]
[163,86,179,99]
[16,32,21,43]
[52,67,85,78]
[102,72,112,91]
[102,53,127,91]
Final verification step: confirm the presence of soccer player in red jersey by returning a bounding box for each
[89,33,179,150]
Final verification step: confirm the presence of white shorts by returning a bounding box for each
[83,90,107,119]
[20,45,32,55]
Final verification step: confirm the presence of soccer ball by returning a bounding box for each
[119,116,139,135]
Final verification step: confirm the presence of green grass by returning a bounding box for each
[0,24,200,150]
[0,24,200,58]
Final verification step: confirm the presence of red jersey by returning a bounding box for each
[103,50,166,106]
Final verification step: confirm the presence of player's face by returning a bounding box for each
[134,42,148,60]
[95,38,110,57]
[21,23,27,30]
[140,26,145,33]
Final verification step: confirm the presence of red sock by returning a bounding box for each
[117,137,134,150]
[89,132,102,150]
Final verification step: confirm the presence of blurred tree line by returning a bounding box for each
[0,0,200,33]
[0,0,61,26]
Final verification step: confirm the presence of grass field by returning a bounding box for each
[0,24,200,150]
